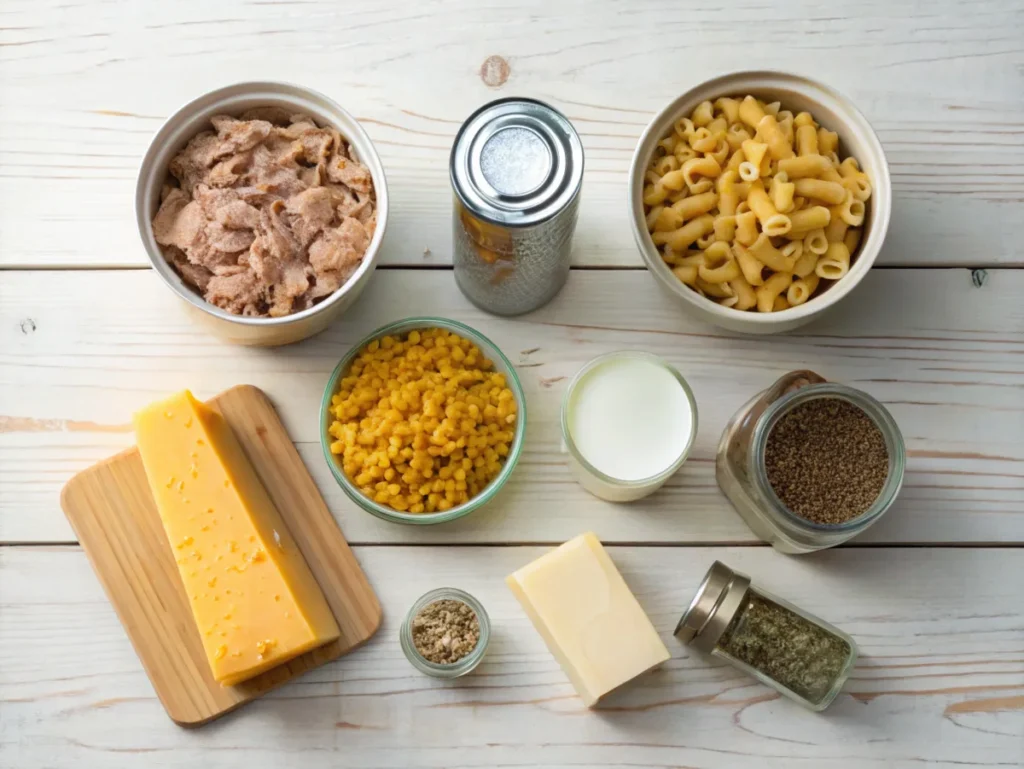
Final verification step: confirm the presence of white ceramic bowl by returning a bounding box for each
[629,71,891,334]
[136,82,389,346]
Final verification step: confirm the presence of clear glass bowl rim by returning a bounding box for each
[319,316,527,525]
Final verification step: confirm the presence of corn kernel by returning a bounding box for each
[329,327,515,514]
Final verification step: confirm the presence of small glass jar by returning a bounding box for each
[561,351,698,502]
[400,588,491,678]
[676,561,858,711]
[717,370,905,553]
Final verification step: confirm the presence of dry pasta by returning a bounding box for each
[735,244,765,286]
[816,242,852,280]
[787,273,820,306]
[792,245,819,278]
[643,94,872,312]
[730,275,758,310]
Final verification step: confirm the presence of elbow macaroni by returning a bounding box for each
[643,94,872,312]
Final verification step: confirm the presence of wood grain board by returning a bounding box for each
[1,0,1022,270]
[2,545,1022,768]
[3,1,1024,766]
[3,269,1021,546]
[58,385,381,727]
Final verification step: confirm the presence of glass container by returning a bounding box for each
[675,561,858,711]
[400,588,491,678]
[716,370,905,553]
[560,351,698,502]
[320,317,527,525]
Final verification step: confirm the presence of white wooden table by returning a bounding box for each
[2,2,1023,767]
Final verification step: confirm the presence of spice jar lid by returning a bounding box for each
[674,561,751,653]
[450,97,583,227]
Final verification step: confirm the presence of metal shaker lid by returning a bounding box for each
[450,97,584,227]
[674,561,751,653]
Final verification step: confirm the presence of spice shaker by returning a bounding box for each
[450,97,584,315]
[676,561,858,711]
[717,370,906,554]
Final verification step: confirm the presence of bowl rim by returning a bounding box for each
[135,80,389,327]
[629,70,892,327]
[319,316,527,525]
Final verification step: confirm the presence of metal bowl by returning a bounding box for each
[629,71,892,334]
[320,317,527,525]
[136,81,389,346]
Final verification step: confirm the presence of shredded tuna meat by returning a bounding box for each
[152,112,376,318]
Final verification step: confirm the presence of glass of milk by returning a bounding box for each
[561,352,698,502]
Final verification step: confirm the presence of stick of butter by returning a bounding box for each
[134,390,340,686]
[506,532,670,707]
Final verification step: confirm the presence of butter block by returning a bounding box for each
[134,390,340,686]
[506,532,670,707]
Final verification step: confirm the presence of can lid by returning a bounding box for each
[674,561,751,653]
[450,97,583,227]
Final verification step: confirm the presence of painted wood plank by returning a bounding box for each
[1,1,1023,268]
[1,545,1021,768]
[1,268,1021,545]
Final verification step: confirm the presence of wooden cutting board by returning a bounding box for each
[59,385,382,727]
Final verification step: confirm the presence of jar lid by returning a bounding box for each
[450,97,583,227]
[674,561,751,653]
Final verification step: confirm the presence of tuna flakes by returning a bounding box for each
[152,110,377,317]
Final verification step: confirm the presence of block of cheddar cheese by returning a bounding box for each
[134,390,340,686]
[506,532,670,707]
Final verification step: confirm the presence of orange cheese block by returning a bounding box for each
[133,390,340,686]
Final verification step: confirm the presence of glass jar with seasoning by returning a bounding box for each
[717,370,906,554]
[676,561,858,711]
[400,587,491,678]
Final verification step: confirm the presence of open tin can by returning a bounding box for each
[450,98,583,315]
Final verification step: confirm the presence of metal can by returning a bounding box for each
[450,98,584,316]
[136,81,389,346]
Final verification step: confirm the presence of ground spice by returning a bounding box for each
[764,397,888,524]
[411,599,480,664]
[718,590,853,705]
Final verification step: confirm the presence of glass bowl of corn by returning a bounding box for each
[319,317,527,525]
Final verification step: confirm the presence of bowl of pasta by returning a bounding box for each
[630,71,891,334]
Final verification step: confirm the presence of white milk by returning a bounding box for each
[565,354,695,501]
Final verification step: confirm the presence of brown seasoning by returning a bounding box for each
[764,397,888,525]
[412,599,480,665]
